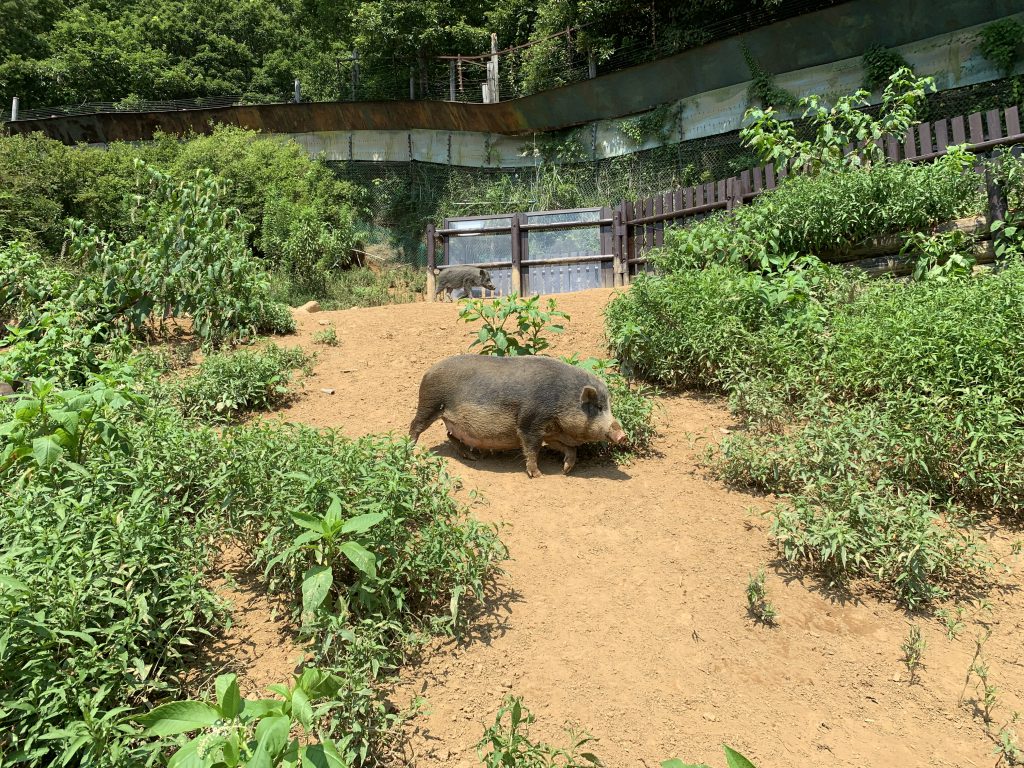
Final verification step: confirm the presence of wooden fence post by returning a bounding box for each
[986,149,1009,267]
[425,222,436,301]
[510,213,523,295]
[612,206,624,287]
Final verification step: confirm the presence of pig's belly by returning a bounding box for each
[442,410,521,452]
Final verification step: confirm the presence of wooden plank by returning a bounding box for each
[968,112,984,144]
[624,200,634,284]
[765,163,776,190]
[673,187,684,214]
[654,194,665,247]
[739,170,751,199]
[683,186,694,209]
[903,128,917,160]
[917,123,933,156]
[715,179,727,205]
[752,166,764,193]
[935,119,949,152]
[885,135,900,162]
[986,108,1004,140]
[951,115,967,144]
[1006,105,1021,138]
[510,214,523,295]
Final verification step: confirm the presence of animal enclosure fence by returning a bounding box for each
[426,104,1024,297]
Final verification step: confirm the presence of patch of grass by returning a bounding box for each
[746,570,778,626]
[270,265,426,310]
[312,325,339,346]
[901,624,926,684]
[478,696,602,768]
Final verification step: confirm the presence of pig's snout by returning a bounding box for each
[608,423,628,446]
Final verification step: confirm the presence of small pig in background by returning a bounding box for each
[434,265,496,302]
[409,354,628,477]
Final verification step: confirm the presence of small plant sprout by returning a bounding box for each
[746,570,778,626]
[901,624,926,684]
[936,606,965,640]
[312,325,339,346]
[477,696,602,768]
[994,714,1023,766]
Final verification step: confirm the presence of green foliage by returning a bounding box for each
[269,265,426,310]
[619,104,679,147]
[980,19,1024,78]
[743,44,798,111]
[741,68,935,173]
[459,293,568,356]
[136,671,353,767]
[313,326,340,346]
[861,45,911,92]
[608,252,1024,606]
[902,229,976,282]
[745,570,777,626]
[477,696,602,768]
[901,624,926,684]
[652,149,981,271]
[170,345,314,423]
[662,745,758,768]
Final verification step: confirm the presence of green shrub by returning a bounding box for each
[171,344,314,423]
[861,45,911,91]
[269,265,426,310]
[459,293,569,357]
[980,19,1024,78]
[478,696,601,768]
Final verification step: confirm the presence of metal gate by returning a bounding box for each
[427,206,617,299]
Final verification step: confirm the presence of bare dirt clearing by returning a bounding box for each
[231,288,1023,767]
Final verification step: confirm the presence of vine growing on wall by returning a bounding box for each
[618,103,680,147]
[743,44,799,111]
[980,18,1024,78]
[862,45,911,91]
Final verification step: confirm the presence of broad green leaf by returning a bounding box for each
[166,736,204,768]
[302,742,348,768]
[215,674,242,719]
[724,746,758,768]
[291,687,313,730]
[32,436,63,467]
[0,576,30,593]
[255,715,290,756]
[340,512,385,535]
[136,701,220,736]
[289,509,325,535]
[339,540,377,578]
[301,566,333,614]
[242,699,286,719]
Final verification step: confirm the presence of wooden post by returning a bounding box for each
[409,67,415,100]
[612,206,624,287]
[449,60,456,101]
[426,222,437,301]
[510,213,523,295]
[588,51,597,79]
[293,79,301,103]
[488,33,500,103]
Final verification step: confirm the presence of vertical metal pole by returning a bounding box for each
[426,222,437,301]
[409,67,415,100]
[449,60,456,101]
[11,97,19,121]
[588,51,596,79]
[510,213,523,296]
[293,79,301,103]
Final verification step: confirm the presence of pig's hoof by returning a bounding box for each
[562,462,575,475]
[527,467,542,478]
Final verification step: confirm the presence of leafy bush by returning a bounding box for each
[269,265,426,310]
[861,45,911,91]
[608,257,1024,605]
[170,344,314,423]
[980,19,1024,78]
[459,293,569,356]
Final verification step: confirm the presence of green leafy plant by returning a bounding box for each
[745,570,778,626]
[936,606,966,640]
[901,624,926,684]
[171,344,314,423]
[477,696,602,768]
[862,45,911,91]
[313,326,340,346]
[662,745,758,768]
[135,671,351,767]
[741,68,935,173]
[459,293,569,356]
[743,44,798,111]
[902,229,977,282]
[271,491,385,628]
[980,19,1024,78]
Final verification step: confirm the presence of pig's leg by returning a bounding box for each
[546,439,577,475]
[517,427,544,478]
[409,402,442,443]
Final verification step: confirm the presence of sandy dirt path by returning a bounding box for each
[253,288,1024,768]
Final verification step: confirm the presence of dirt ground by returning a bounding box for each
[214,288,1024,767]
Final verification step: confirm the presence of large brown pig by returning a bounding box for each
[409,354,628,477]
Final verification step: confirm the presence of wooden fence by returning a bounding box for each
[426,104,1023,298]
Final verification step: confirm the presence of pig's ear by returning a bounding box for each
[580,385,599,405]
[479,269,487,278]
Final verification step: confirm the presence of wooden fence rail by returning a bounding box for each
[427,104,1023,298]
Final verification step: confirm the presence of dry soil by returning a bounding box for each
[208,288,1024,768]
